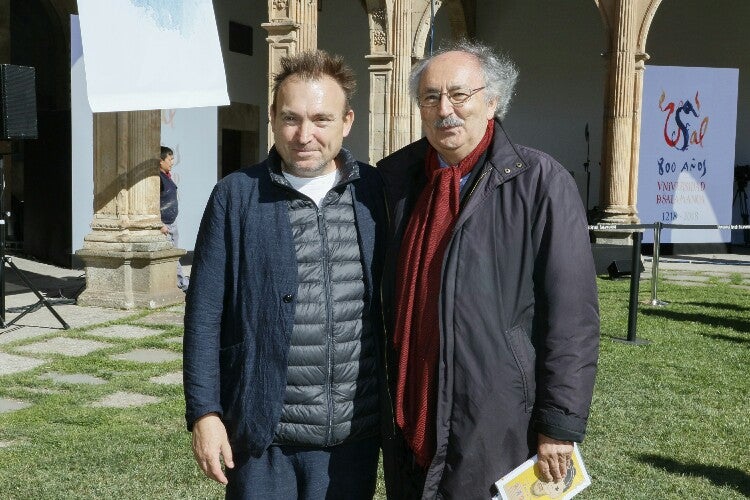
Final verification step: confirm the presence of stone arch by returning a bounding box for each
[8,0,78,264]
[593,0,664,231]
[409,0,469,142]
[412,0,468,59]
[636,0,662,52]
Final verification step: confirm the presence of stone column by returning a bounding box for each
[629,52,649,209]
[367,53,395,164]
[365,6,393,164]
[594,0,662,243]
[296,0,318,50]
[389,0,412,153]
[76,111,185,309]
[262,0,318,151]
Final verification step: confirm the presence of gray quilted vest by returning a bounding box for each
[272,177,380,447]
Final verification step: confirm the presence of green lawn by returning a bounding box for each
[0,279,748,499]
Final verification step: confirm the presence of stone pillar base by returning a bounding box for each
[590,207,640,245]
[76,248,187,310]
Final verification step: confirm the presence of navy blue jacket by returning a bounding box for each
[183,148,387,457]
[159,170,179,225]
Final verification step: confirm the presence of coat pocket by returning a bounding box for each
[502,325,536,413]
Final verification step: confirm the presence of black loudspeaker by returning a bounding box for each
[607,259,645,279]
[0,64,38,140]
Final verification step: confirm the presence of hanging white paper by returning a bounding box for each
[77,0,229,112]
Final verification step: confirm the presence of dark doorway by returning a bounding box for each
[10,0,73,267]
[221,128,242,178]
[221,127,259,178]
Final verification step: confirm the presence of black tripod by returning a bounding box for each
[734,170,750,245]
[583,123,591,213]
[0,154,69,331]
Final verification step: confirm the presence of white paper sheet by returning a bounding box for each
[77,0,229,112]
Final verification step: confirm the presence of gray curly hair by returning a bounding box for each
[409,39,519,120]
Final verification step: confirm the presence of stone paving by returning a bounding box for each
[0,397,31,414]
[0,352,45,376]
[0,258,186,416]
[134,311,185,327]
[0,312,184,414]
[14,337,112,356]
[90,391,162,408]
[110,348,181,363]
[150,371,183,385]
[83,324,165,340]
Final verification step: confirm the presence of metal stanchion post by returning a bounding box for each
[614,231,650,345]
[649,221,668,307]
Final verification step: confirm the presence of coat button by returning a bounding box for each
[282,294,293,303]
[504,168,511,174]
[516,162,523,168]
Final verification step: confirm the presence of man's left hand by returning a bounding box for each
[536,433,573,483]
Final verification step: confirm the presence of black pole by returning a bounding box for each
[584,124,590,211]
[0,155,6,327]
[626,231,642,341]
[614,230,650,345]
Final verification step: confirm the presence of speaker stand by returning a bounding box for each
[0,155,70,332]
[0,256,70,331]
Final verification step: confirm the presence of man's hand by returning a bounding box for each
[192,413,234,485]
[160,225,169,235]
[536,433,573,483]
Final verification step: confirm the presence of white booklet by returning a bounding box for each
[491,443,591,500]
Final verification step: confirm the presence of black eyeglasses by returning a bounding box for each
[417,87,486,108]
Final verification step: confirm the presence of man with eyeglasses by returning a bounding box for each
[377,40,600,499]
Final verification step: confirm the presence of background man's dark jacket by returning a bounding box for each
[159,170,178,225]
[183,149,387,457]
[377,119,600,499]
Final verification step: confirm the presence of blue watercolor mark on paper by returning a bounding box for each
[130,0,204,36]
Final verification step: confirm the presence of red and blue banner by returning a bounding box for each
[637,65,738,243]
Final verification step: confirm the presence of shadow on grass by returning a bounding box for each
[639,454,750,497]
[682,301,750,312]
[640,308,750,334]
[699,332,750,345]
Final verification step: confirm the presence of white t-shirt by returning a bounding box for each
[283,169,340,207]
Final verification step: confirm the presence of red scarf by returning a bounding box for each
[393,120,494,467]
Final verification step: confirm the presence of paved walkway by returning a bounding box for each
[642,251,750,290]
[0,250,748,417]
[0,255,187,416]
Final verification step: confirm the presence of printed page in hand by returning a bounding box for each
[491,443,591,500]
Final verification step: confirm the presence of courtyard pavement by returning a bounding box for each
[0,250,748,417]
[0,254,187,416]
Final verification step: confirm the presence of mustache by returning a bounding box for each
[433,116,465,128]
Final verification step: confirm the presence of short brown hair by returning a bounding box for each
[271,50,356,116]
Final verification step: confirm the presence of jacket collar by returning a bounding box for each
[482,118,530,185]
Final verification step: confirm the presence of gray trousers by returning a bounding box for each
[165,223,189,291]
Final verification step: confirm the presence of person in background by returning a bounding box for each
[183,50,387,499]
[377,39,600,499]
[159,145,189,292]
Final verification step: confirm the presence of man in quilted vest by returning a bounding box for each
[184,50,387,500]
